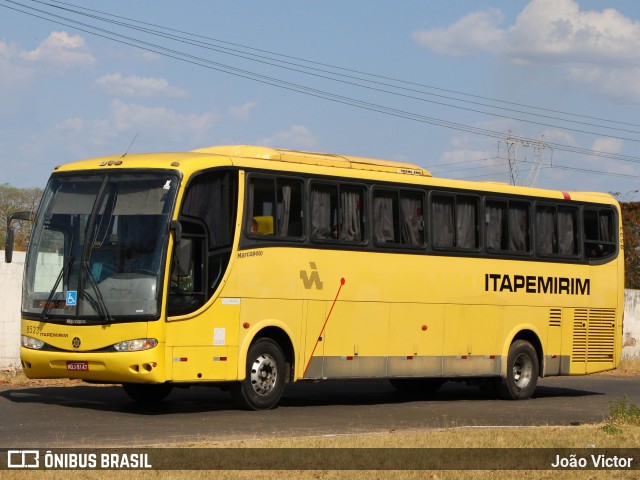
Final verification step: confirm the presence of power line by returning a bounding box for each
[21,0,640,142]
[38,0,640,134]
[3,0,640,181]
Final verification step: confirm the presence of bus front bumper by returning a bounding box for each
[20,346,167,384]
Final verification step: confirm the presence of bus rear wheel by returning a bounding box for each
[495,339,539,400]
[122,383,173,403]
[232,338,286,410]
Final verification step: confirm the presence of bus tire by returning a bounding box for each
[122,383,173,403]
[495,339,539,400]
[232,338,286,410]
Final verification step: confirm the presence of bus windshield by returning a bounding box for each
[23,172,179,323]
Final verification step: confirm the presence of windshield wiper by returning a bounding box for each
[82,262,113,323]
[41,256,74,321]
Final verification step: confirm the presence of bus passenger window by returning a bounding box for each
[486,201,508,251]
[249,178,276,236]
[311,183,365,243]
[536,205,578,257]
[456,197,478,249]
[486,200,530,254]
[248,176,303,238]
[373,191,398,244]
[558,207,578,256]
[339,186,365,241]
[432,195,454,248]
[509,202,530,252]
[536,206,556,255]
[432,194,478,249]
[584,208,616,259]
[311,184,336,240]
[400,192,424,246]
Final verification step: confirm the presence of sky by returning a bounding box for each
[2,0,640,199]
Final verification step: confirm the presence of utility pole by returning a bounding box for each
[498,132,552,187]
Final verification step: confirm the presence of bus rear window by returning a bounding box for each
[584,208,616,259]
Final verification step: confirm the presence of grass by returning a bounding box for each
[2,360,640,480]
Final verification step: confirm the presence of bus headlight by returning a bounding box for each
[113,338,158,352]
[21,335,45,350]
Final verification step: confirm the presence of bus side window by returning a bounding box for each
[486,200,508,251]
[486,200,530,254]
[248,176,304,238]
[311,183,365,243]
[400,192,425,246]
[432,195,454,248]
[373,190,398,244]
[339,185,365,242]
[509,202,530,253]
[432,194,478,250]
[536,204,578,257]
[456,196,479,249]
[558,207,578,256]
[310,184,337,240]
[249,178,276,236]
[584,208,616,259]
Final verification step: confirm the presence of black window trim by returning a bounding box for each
[236,167,619,265]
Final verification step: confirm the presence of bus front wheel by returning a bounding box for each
[495,339,539,400]
[232,338,286,410]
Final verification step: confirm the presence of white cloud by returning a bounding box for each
[0,40,34,89]
[23,100,223,161]
[260,125,317,149]
[509,0,640,64]
[104,100,221,140]
[412,9,506,57]
[94,73,187,98]
[228,102,257,120]
[591,137,624,154]
[413,0,640,63]
[565,65,640,103]
[19,31,95,68]
[540,129,575,146]
[412,0,640,102]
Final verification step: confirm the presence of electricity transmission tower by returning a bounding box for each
[498,132,552,187]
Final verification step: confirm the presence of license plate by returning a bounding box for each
[66,361,88,371]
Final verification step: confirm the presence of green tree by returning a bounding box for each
[621,202,640,289]
[0,183,43,251]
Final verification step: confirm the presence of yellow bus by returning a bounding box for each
[7,145,623,410]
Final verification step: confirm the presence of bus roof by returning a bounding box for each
[50,145,617,206]
[192,145,431,177]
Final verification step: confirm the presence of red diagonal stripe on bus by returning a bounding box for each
[303,277,346,377]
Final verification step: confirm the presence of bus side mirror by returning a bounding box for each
[170,220,182,243]
[5,211,33,263]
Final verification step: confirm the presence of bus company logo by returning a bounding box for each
[300,262,324,290]
[72,337,81,349]
[7,450,39,468]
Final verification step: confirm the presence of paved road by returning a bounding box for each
[1,375,638,447]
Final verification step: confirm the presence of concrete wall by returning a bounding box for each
[1,251,25,369]
[1,250,639,368]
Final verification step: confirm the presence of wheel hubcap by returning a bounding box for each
[250,353,278,396]
[513,353,532,388]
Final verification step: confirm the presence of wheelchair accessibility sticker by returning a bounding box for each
[66,291,77,306]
